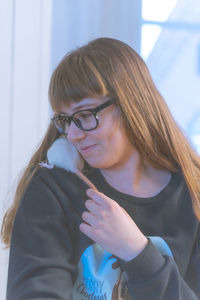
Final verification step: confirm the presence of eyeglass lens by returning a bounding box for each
[54,110,97,134]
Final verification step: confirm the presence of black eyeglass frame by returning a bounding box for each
[51,98,115,135]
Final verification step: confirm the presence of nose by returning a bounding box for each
[67,120,86,143]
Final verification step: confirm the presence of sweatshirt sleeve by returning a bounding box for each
[6,176,76,300]
[119,234,200,300]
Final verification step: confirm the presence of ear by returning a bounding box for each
[47,136,84,172]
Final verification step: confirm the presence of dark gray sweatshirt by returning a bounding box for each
[6,167,200,299]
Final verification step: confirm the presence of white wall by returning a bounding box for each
[0,0,52,299]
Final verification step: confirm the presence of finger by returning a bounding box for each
[86,189,115,208]
[85,199,101,215]
[79,222,98,242]
[82,211,96,227]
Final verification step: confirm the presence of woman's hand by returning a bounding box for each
[79,189,148,262]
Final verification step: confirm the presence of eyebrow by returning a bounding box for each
[60,101,101,114]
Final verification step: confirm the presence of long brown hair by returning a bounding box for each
[2,37,200,247]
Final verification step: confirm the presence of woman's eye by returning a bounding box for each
[79,112,92,119]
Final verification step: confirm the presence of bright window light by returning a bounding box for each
[142,0,178,22]
[141,24,162,59]
[191,135,200,154]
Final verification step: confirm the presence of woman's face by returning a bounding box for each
[59,96,135,170]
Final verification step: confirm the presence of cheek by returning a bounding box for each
[96,118,126,154]
[83,116,129,167]
[96,130,126,162]
[98,116,123,142]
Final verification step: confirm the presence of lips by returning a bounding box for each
[79,144,96,154]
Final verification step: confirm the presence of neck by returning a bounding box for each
[100,151,145,194]
[99,152,171,197]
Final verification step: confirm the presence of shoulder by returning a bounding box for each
[31,166,87,194]
[20,166,88,216]
[34,165,77,185]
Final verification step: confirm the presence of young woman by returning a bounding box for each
[2,37,200,299]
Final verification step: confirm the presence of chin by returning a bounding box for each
[86,160,106,169]
[85,157,113,169]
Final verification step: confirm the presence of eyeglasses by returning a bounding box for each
[51,99,115,135]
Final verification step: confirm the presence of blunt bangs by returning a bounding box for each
[49,51,108,112]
